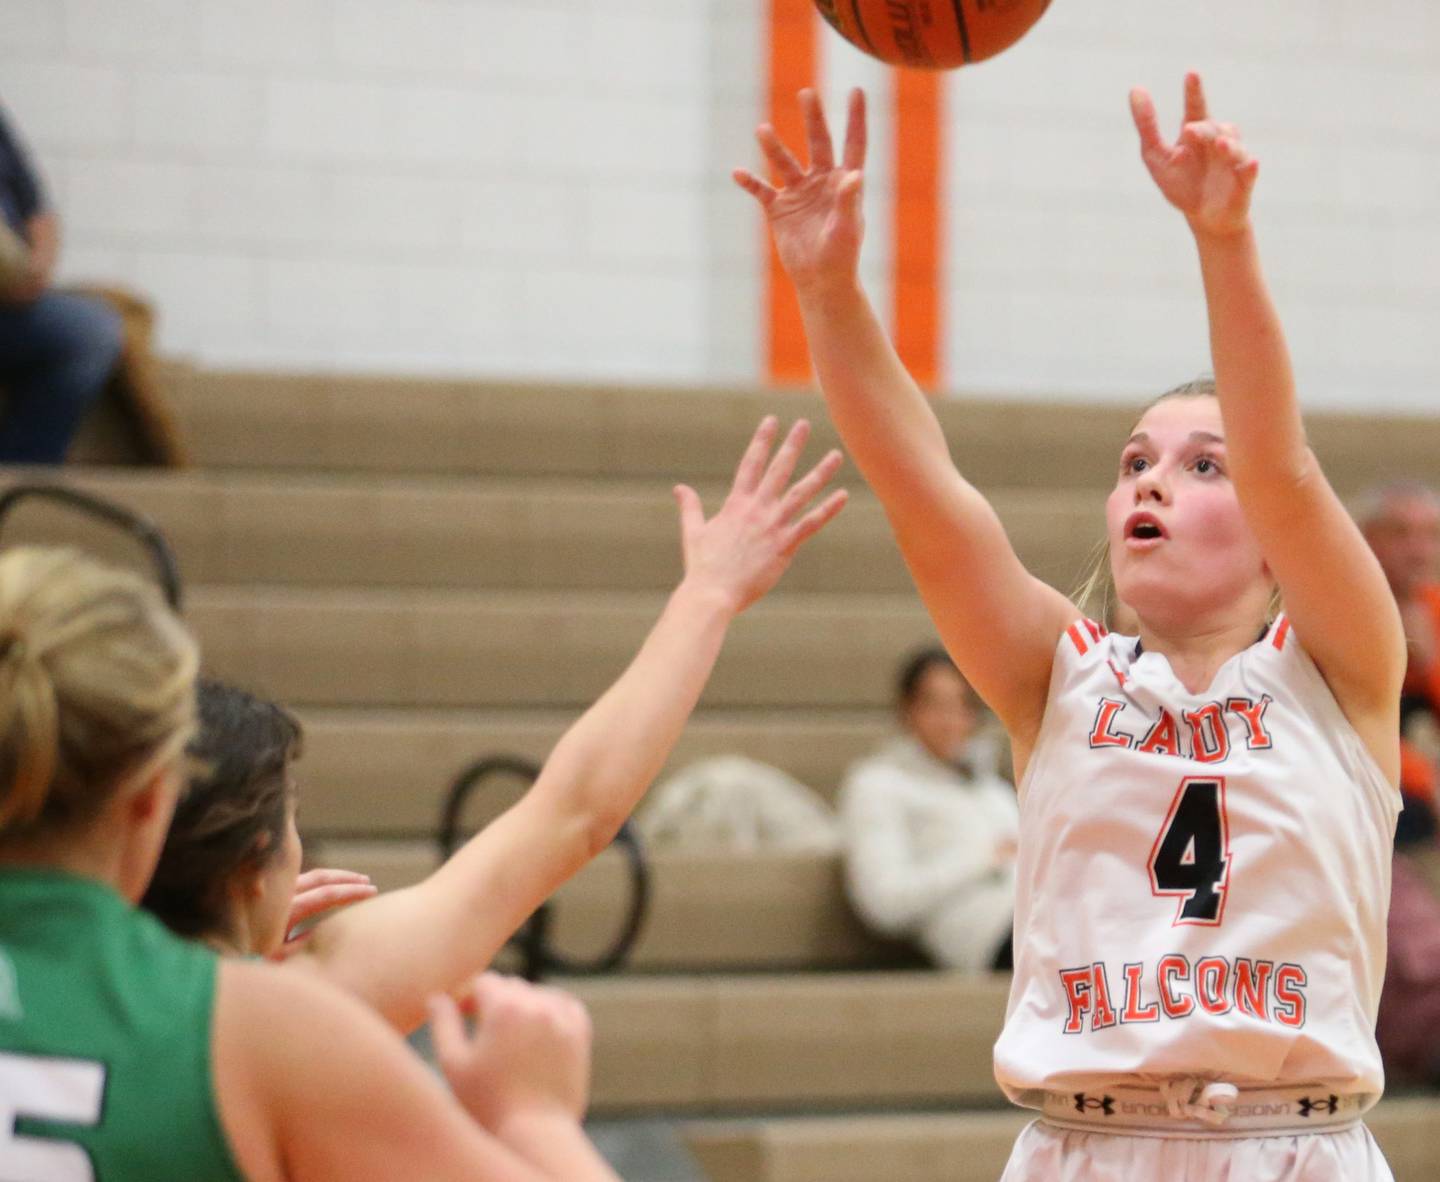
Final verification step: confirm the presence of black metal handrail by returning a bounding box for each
[0,483,183,610]
[438,754,651,982]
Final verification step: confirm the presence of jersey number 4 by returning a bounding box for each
[1148,776,1231,925]
[0,1051,105,1181]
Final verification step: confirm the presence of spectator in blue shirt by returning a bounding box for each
[0,104,122,462]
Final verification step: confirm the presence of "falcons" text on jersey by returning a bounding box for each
[1059,955,1307,1034]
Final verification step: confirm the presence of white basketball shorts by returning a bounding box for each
[999,1119,1394,1182]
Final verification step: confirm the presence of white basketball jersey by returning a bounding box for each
[994,616,1400,1110]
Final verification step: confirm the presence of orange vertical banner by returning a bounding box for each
[767,0,817,385]
[892,68,945,392]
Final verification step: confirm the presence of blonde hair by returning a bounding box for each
[1071,538,1117,625]
[0,547,198,841]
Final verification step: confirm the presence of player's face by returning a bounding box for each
[902,662,976,763]
[253,790,304,957]
[1364,494,1440,600]
[1105,395,1270,628]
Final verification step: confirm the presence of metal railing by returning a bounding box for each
[0,482,183,609]
[437,754,651,982]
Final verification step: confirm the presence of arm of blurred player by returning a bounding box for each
[290,418,847,1031]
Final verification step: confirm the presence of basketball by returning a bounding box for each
[813,0,1053,69]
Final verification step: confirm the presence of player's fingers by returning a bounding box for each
[1180,122,1219,153]
[533,984,592,1040]
[757,123,805,186]
[464,972,511,1029]
[800,88,835,171]
[427,992,469,1065]
[270,929,315,962]
[673,484,705,548]
[294,867,373,890]
[758,419,812,501]
[288,875,371,915]
[1218,135,1254,169]
[842,88,868,171]
[1183,70,1208,125]
[782,489,849,556]
[732,167,777,208]
[732,415,780,495]
[838,171,865,223]
[288,882,378,923]
[1128,88,1165,155]
[778,449,844,523]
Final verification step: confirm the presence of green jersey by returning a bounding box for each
[0,868,247,1181]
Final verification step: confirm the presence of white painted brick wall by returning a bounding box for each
[944,0,1440,410]
[0,0,1435,410]
[0,1,63,55]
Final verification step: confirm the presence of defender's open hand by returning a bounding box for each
[675,416,847,616]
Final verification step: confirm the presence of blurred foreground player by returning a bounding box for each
[0,547,624,1181]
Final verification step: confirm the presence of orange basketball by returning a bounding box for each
[813,0,1053,69]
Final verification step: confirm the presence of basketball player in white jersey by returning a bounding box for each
[735,74,1403,1179]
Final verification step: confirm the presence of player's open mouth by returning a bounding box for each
[1124,511,1167,546]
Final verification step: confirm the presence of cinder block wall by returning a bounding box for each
[4,1,1438,409]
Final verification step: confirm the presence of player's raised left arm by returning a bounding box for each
[293,419,847,1031]
[1132,73,1404,752]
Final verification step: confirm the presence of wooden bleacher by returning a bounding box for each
[13,365,1440,1181]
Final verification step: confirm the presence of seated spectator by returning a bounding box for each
[1377,854,1440,1087]
[1358,482,1440,1085]
[0,103,122,462]
[1357,482,1440,841]
[838,647,1018,973]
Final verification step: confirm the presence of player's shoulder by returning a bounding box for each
[220,955,374,1024]
[216,956,415,1104]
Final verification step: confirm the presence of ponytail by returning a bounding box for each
[0,631,58,828]
[0,548,197,842]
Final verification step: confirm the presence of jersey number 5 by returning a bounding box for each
[1148,777,1231,925]
[0,1051,105,1181]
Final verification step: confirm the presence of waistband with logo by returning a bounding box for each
[1041,1080,1374,1137]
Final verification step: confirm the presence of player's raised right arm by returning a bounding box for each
[735,88,1078,739]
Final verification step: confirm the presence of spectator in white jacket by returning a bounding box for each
[838,647,1018,972]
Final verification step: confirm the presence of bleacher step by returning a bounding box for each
[0,467,1102,594]
[292,706,893,836]
[161,369,1440,492]
[562,972,1011,1116]
[188,586,935,711]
